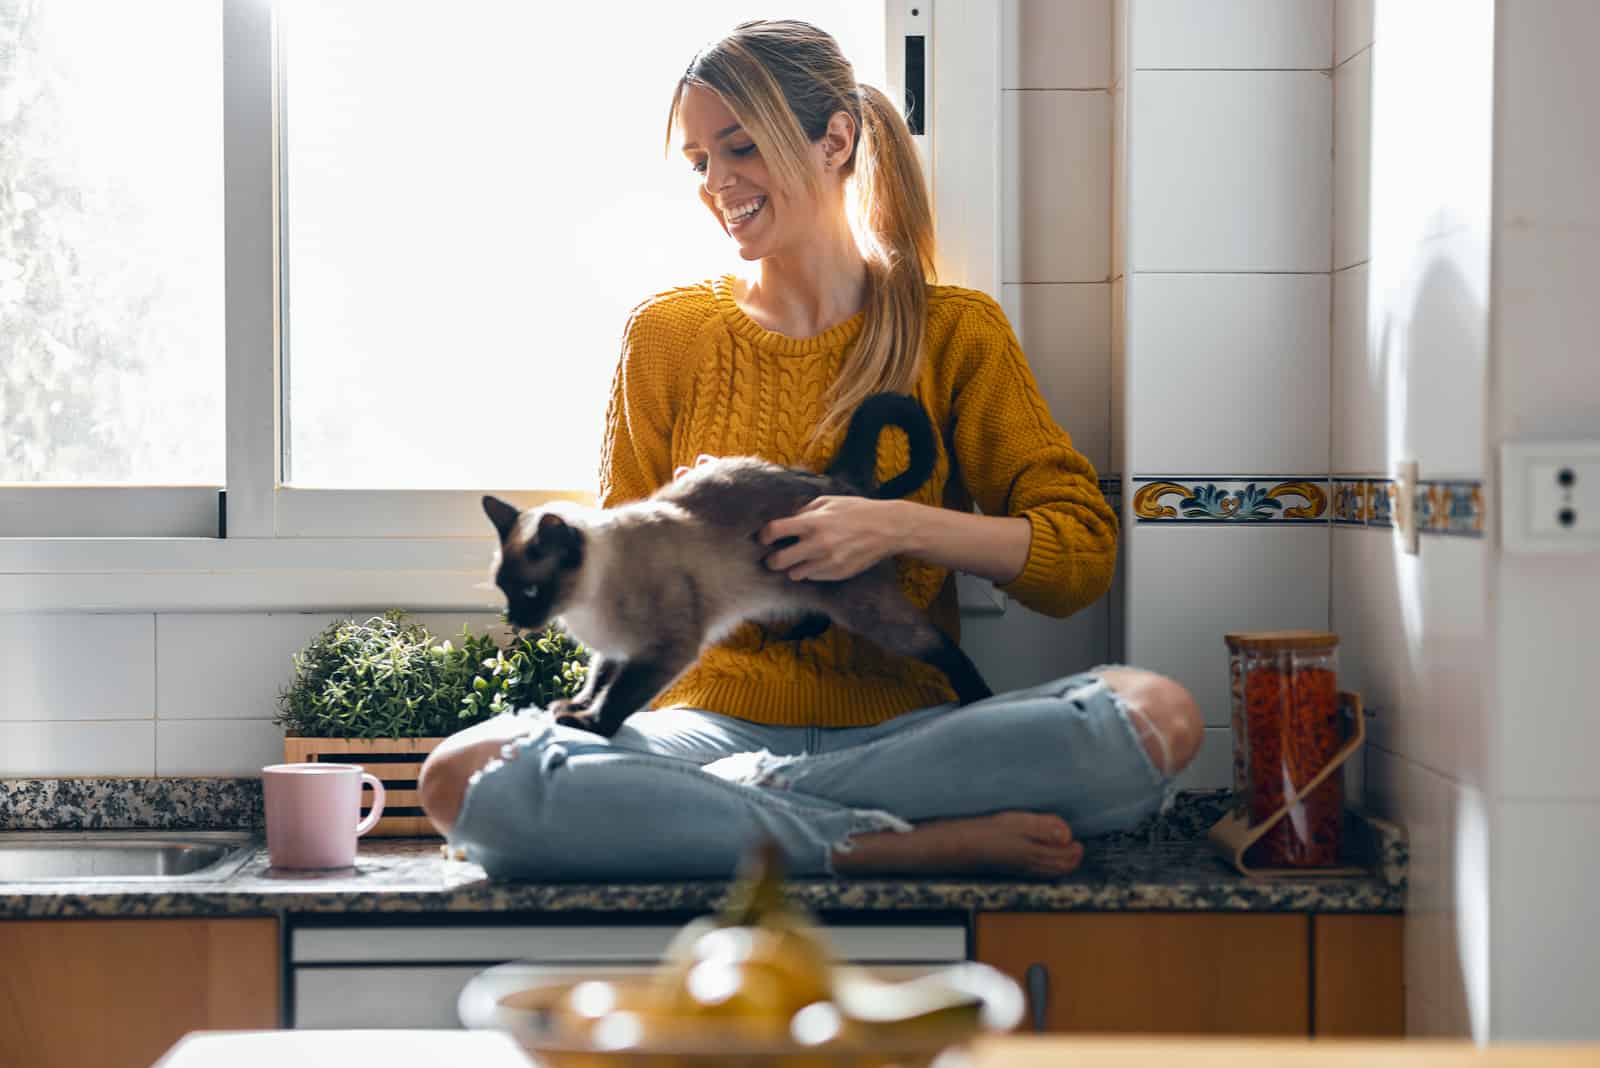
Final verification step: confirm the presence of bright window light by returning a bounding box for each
[282,3,886,490]
[0,0,223,484]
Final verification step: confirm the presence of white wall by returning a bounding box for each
[1487,0,1600,1040]
[0,612,506,777]
[1330,0,1495,1039]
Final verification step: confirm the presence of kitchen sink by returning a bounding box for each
[0,830,258,883]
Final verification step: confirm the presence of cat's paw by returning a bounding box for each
[548,701,608,735]
[545,696,590,717]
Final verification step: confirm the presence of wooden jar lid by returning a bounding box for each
[1223,629,1340,651]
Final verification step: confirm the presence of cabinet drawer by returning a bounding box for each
[976,913,1310,1036]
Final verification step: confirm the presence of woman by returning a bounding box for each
[419,20,1201,881]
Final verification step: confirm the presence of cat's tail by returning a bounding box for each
[825,392,938,500]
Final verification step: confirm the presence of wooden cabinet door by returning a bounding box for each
[975,912,1310,1036]
[0,916,281,1068]
[1312,914,1405,1036]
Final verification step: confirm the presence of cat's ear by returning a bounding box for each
[482,495,521,540]
[537,512,583,566]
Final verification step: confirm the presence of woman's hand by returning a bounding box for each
[760,497,910,582]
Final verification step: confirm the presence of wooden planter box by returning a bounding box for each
[282,736,445,838]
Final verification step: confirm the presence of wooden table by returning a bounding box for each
[156,1031,1600,1067]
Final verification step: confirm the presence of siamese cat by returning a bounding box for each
[482,392,992,737]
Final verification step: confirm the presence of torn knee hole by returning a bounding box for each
[1124,699,1177,777]
[701,749,805,789]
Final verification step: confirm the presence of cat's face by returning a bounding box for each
[482,496,584,630]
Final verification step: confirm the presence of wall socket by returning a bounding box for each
[1502,441,1600,553]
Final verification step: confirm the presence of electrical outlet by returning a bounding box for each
[1502,441,1600,553]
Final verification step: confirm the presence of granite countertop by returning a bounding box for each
[0,779,1406,919]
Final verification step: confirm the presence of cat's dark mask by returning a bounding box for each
[482,496,585,630]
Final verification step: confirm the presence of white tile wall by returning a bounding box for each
[1110,80,1126,279]
[1330,528,1488,785]
[1389,230,1490,479]
[1495,556,1600,801]
[1128,71,1332,272]
[1172,726,1231,791]
[1331,262,1385,474]
[963,602,1110,696]
[1110,278,1126,475]
[0,614,154,721]
[1002,284,1112,472]
[0,721,156,777]
[1493,798,1600,1039]
[1365,746,1481,1039]
[1368,0,1494,250]
[1004,0,1113,89]
[1112,0,1128,86]
[1003,89,1112,283]
[1492,0,1600,244]
[1128,525,1331,727]
[157,613,339,720]
[1128,272,1330,474]
[157,718,285,776]
[1131,0,1331,71]
[1493,226,1600,440]
[1486,2,1600,1041]
[1334,0,1374,66]
[1333,45,1372,271]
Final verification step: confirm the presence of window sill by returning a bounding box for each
[0,539,1009,616]
[0,537,496,613]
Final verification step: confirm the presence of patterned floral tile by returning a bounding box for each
[1367,478,1396,528]
[1420,480,1485,536]
[1130,475,1482,537]
[1332,479,1368,524]
[1131,478,1329,523]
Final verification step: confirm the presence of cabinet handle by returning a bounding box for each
[1024,963,1050,1032]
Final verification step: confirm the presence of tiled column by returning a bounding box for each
[1120,0,1334,788]
[962,0,1117,692]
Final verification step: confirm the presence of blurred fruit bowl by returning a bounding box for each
[458,961,1024,1067]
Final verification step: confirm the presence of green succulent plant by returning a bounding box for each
[274,610,589,739]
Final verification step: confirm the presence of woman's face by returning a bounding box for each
[676,84,838,262]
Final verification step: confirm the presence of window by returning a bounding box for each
[2,0,1001,609]
[0,0,223,535]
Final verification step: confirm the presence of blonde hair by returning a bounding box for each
[667,20,937,440]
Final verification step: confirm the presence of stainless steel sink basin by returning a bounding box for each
[0,830,258,883]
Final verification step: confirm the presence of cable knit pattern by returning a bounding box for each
[597,275,1118,728]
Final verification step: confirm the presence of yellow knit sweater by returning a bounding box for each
[597,275,1118,727]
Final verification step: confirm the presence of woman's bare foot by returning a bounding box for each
[831,811,1084,879]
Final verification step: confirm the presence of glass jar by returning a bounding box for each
[1230,631,1343,867]
[1223,634,1250,804]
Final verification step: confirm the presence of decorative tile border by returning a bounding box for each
[1130,477,1329,523]
[1419,480,1485,536]
[1132,475,1483,536]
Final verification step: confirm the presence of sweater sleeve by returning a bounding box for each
[946,295,1119,618]
[596,292,702,508]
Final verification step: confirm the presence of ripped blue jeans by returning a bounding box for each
[451,670,1173,882]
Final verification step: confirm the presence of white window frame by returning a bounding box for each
[0,0,1002,614]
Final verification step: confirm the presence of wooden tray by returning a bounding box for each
[282,735,445,837]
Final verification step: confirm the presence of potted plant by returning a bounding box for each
[274,610,589,836]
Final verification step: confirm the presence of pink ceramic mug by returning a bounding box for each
[262,763,386,870]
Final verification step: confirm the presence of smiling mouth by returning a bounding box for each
[724,195,767,230]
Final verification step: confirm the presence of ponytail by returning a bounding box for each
[823,82,936,440]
